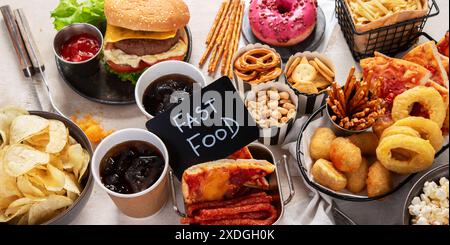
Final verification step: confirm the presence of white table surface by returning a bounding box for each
[0,0,448,225]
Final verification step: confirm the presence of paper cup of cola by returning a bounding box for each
[91,128,169,218]
[245,82,298,145]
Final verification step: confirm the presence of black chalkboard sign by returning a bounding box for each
[146,76,259,179]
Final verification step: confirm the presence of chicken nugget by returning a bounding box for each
[345,158,369,194]
[367,161,392,198]
[311,159,347,191]
[330,137,362,173]
[348,132,379,156]
[310,128,336,160]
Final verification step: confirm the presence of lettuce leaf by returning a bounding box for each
[51,0,105,30]
[104,63,143,85]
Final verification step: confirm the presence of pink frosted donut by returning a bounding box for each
[249,0,317,47]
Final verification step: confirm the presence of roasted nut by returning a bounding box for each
[279,99,290,105]
[279,91,290,100]
[278,107,288,115]
[257,95,267,102]
[287,109,296,118]
[283,103,296,110]
[280,117,289,123]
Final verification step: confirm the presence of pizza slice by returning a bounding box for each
[403,41,449,88]
[227,146,269,190]
[360,52,431,106]
[227,147,253,160]
[437,32,449,57]
[182,159,275,204]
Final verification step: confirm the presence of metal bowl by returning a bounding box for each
[29,111,93,225]
[402,164,449,225]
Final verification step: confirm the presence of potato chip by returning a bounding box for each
[28,195,73,225]
[78,149,90,181]
[7,197,38,208]
[49,155,64,170]
[17,175,46,198]
[0,204,32,222]
[0,107,28,149]
[64,173,81,194]
[66,191,79,201]
[0,196,18,210]
[45,120,68,154]
[64,144,83,178]
[29,164,65,192]
[10,115,49,144]
[3,144,50,177]
[26,130,50,148]
[0,147,21,198]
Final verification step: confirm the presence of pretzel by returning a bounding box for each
[326,68,386,130]
[234,48,281,84]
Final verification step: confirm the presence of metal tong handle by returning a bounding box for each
[14,8,45,73]
[279,155,295,206]
[169,170,187,218]
[0,5,34,77]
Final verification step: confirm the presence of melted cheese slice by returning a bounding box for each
[103,39,187,68]
[104,24,177,43]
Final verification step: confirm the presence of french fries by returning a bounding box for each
[347,0,424,25]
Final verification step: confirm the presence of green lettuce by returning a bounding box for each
[51,0,105,30]
[104,63,143,85]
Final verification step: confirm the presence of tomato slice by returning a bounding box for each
[106,60,149,73]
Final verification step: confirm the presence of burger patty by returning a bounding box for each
[113,31,181,56]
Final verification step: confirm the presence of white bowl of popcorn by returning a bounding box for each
[403,164,449,225]
[245,82,298,146]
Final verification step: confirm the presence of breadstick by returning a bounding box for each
[199,0,232,66]
[229,1,244,77]
[209,0,239,73]
[206,2,227,45]
[222,1,243,76]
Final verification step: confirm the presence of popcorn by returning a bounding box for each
[409,177,449,225]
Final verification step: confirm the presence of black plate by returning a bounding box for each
[242,6,326,61]
[55,26,193,105]
[295,104,450,202]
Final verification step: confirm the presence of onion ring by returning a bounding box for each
[392,86,446,128]
[393,117,444,151]
[380,126,421,141]
[376,135,435,174]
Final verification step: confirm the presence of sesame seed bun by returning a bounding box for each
[104,0,190,32]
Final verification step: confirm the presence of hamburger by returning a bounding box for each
[103,0,190,84]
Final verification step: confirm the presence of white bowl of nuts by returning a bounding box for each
[245,82,298,145]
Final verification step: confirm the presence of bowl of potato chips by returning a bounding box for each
[0,106,93,225]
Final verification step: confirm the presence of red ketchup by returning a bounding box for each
[60,34,100,62]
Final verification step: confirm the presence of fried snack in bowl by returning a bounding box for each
[0,108,92,225]
[330,137,362,173]
[376,134,435,174]
[345,157,369,194]
[367,161,392,198]
[285,52,335,95]
[391,86,446,128]
[309,128,336,160]
[393,117,444,151]
[232,44,282,94]
[348,132,378,156]
[326,68,386,132]
[311,159,347,192]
